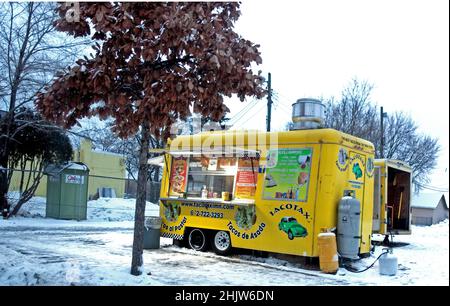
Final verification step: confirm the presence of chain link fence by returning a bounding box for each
[7,168,161,204]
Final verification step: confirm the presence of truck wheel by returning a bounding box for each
[212,231,232,255]
[188,228,208,251]
[173,238,187,248]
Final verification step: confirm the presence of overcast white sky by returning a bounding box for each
[224,0,449,190]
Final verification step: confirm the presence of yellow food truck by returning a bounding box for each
[154,99,382,259]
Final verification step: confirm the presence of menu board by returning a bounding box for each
[169,157,188,196]
[235,157,259,199]
[263,148,312,201]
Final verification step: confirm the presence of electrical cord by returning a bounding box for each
[341,250,389,273]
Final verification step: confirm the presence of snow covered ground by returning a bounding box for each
[0,197,448,286]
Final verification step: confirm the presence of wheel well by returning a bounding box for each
[185,227,212,239]
[185,227,230,240]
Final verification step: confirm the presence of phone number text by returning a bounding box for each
[190,210,224,219]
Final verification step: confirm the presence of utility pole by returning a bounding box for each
[380,106,387,158]
[266,72,272,132]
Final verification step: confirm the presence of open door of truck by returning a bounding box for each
[373,159,412,236]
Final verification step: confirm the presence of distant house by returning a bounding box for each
[411,193,449,225]
[10,139,126,199]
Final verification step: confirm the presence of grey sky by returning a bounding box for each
[225,0,449,190]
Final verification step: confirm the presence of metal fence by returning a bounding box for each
[7,168,161,204]
[124,179,161,204]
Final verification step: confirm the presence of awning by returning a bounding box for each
[149,147,260,157]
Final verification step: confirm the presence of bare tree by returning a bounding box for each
[383,113,440,187]
[1,108,73,217]
[324,78,379,141]
[0,2,87,216]
[325,78,440,190]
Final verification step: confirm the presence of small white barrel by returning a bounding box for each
[379,249,398,276]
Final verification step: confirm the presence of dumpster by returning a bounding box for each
[45,162,89,221]
[144,216,161,249]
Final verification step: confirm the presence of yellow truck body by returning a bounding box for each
[159,128,375,257]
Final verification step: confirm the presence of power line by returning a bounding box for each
[414,181,449,192]
[228,100,256,124]
[228,98,260,125]
[232,102,263,130]
[272,90,295,108]
[234,102,266,130]
[421,186,448,192]
[230,101,260,127]
[273,97,292,116]
[274,90,296,104]
[273,98,295,117]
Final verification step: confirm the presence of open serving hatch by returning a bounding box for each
[149,146,261,203]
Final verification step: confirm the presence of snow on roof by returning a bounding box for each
[412,193,448,209]
[44,162,89,174]
[66,162,89,171]
[92,149,124,158]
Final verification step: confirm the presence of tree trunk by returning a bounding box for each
[0,160,9,218]
[130,122,150,276]
[0,113,13,219]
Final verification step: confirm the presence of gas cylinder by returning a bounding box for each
[317,233,339,273]
[337,196,361,259]
[379,248,398,276]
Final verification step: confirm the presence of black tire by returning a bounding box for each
[211,231,232,255]
[188,228,208,251]
[173,238,187,248]
[288,230,294,240]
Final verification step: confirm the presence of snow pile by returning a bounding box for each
[14,196,47,218]
[87,197,159,221]
[1,195,448,286]
[0,218,447,285]
[337,219,449,285]
[0,232,166,285]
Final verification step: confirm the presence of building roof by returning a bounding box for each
[412,193,448,209]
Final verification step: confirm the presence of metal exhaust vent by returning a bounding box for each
[291,98,325,130]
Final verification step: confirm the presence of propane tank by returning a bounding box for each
[379,248,398,276]
[337,196,361,259]
[318,232,339,274]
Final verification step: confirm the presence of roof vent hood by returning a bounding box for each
[291,98,325,130]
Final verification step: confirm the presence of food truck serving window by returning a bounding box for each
[186,156,236,198]
[263,148,312,202]
[168,155,259,200]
